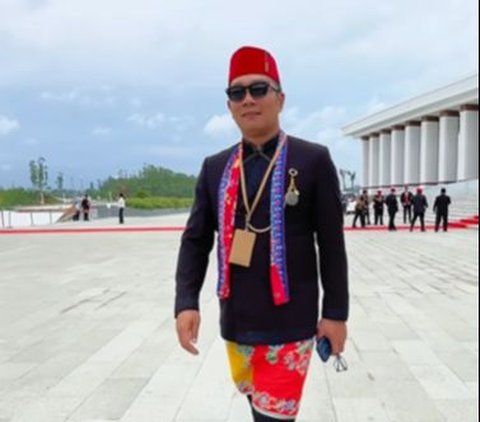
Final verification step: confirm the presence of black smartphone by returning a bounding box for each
[316,336,332,362]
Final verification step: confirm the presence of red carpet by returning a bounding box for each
[0,226,185,235]
[459,216,479,225]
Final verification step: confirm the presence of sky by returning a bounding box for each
[0,0,478,190]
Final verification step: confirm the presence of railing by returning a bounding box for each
[0,209,65,229]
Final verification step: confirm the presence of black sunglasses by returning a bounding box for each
[225,81,280,102]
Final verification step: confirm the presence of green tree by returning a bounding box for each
[29,160,38,190]
[28,157,49,204]
[56,172,64,192]
[96,164,196,200]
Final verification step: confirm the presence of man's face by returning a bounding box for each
[227,74,285,140]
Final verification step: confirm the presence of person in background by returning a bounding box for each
[400,186,413,224]
[361,189,371,225]
[118,193,126,224]
[352,194,366,228]
[433,187,451,232]
[410,187,428,232]
[80,194,90,221]
[174,46,349,422]
[72,199,81,221]
[373,190,385,226]
[385,188,398,231]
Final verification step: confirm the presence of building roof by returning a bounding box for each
[342,74,478,138]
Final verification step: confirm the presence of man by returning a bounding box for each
[400,186,413,224]
[72,199,81,221]
[410,187,428,232]
[433,187,451,232]
[385,187,398,231]
[117,193,126,224]
[352,193,366,228]
[373,190,385,226]
[361,189,371,225]
[175,46,349,422]
[81,194,90,221]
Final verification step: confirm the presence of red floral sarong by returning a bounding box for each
[226,339,314,419]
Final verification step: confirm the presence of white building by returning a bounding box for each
[342,74,478,191]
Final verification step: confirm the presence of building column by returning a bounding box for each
[420,116,439,184]
[404,121,421,185]
[457,104,478,181]
[438,110,459,183]
[390,125,405,186]
[368,133,380,188]
[379,129,391,187]
[361,136,370,188]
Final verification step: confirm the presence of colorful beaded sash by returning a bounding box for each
[217,132,290,305]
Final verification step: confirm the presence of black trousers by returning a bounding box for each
[403,205,412,224]
[374,211,384,225]
[364,209,371,225]
[388,211,397,230]
[410,212,426,231]
[352,210,365,228]
[119,208,124,224]
[435,212,448,231]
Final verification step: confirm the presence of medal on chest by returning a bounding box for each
[285,168,300,206]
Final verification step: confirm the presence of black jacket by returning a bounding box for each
[412,194,428,214]
[175,136,349,345]
[373,195,385,213]
[385,193,398,213]
[433,194,451,215]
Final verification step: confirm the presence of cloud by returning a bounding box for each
[0,0,475,187]
[364,97,389,115]
[40,89,78,102]
[283,106,347,143]
[92,126,112,136]
[127,112,195,137]
[0,0,475,88]
[128,112,166,129]
[283,105,360,172]
[130,97,142,108]
[167,115,195,132]
[23,137,38,146]
[40,88,116,106]
[0,164,13,172]
[0,115,20,136]
[203,113,237,139]
[338,2,477,65]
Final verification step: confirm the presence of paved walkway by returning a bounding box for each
[0,214,477,422]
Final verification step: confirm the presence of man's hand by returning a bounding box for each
[317,319,347,355]
[176,310,201,355]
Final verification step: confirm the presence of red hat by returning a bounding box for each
[228,46,280,85]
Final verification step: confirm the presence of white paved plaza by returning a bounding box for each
[0,213,478,422]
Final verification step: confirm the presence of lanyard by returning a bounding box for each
[239,133,286,233]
